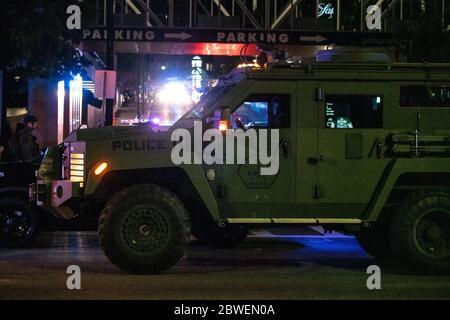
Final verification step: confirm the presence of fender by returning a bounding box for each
[84,154,220,222]
[364,158,450,221]
[179,164,220,222]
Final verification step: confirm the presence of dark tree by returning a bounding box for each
[0,0,95,79]
[392,0,450,62]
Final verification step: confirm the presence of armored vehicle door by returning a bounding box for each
[314,81,391,218]
[217,80,297,220]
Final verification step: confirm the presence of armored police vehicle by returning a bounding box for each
[30,50,450,274]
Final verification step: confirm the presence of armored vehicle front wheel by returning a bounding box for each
[98,184,191,274]
[0,197,40,248]
[390,189,450,275]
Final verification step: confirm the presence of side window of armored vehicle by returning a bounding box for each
[400,86,450,108]
[231,94,290,129]
[325,95,383,129]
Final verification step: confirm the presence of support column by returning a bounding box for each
[336,0,341,31]
[104,0,114,126]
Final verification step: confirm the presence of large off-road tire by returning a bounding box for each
[389,189,450,275]
[194,216,248,249]
[0,197,40,248]
[98,184,191,274]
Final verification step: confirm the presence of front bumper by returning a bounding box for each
[29,180,81,220]
[29,181,46,206]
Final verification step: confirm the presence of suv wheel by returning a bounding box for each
[390,189,450,275]
[0,197,40,248]
[99,184,191,274]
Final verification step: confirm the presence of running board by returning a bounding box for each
[225,218,362,224]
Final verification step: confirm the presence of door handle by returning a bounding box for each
[368,139,383,159]
[280,139,289,158]
[307,157,319,165]
[307,155,323,165]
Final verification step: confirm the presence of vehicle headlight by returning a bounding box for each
[63,141,86,188]
[70,153,84,186]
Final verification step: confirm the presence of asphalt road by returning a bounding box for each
[0,228,449,300]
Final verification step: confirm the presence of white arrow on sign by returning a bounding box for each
[300,35,328,43]
[164,32,193,40]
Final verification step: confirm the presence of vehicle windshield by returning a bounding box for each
[178,67,248,122]
[182,84,236,120]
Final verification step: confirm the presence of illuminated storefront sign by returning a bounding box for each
[57,80,65,144]
[69,74,83,132]
[317,2,336,19]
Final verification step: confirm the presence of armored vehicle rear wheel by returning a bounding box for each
[0,197,40,248]
[390,189,450,275]
[98,184,190,274]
